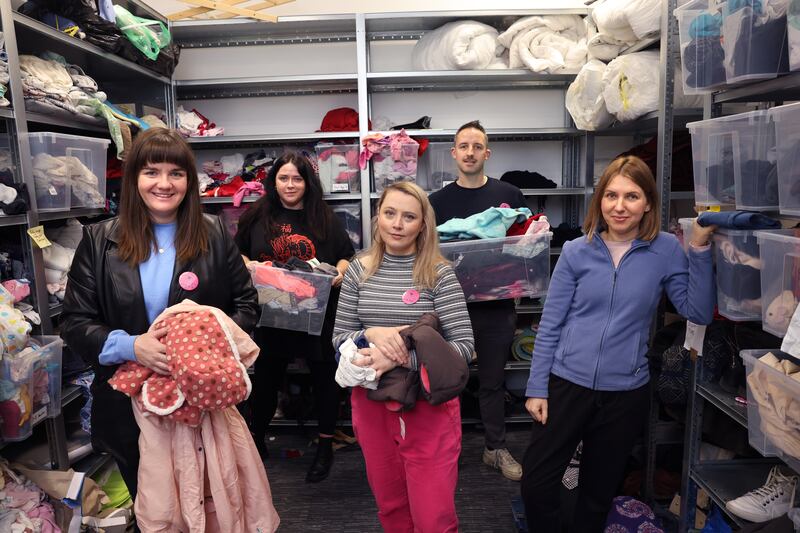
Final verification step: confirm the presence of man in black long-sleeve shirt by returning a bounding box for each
[429,120,525,481]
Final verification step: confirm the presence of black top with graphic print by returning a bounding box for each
[235,205,354,265]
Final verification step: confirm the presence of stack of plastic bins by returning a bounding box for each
[315,143,360,194]
[756,229,800,337]
[678,218,695,252]
[741,349,800,474]
[250,264,334,335]
[418,142,457,192]
[439,233,552,302]
[332,203,362,250]
[687,116,739,206]
[790,0,800,70]
[675,0,728,93]
[731,111,778,211]
[768,103,800,217]
[29,336,64,422]
[721,0,789,84]
[27,132,110,210]
[0,352,36,442]
[372,142,419,193]
[712,228,762,321]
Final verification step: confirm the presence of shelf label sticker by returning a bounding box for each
[48,185,58,196]
[32,407,46,426]
[332,182,350,193]
[684,321,707,356]
[27,226,52,249]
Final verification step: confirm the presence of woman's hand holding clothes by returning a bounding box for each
[352,346,399,378]
[134,323,170,375]
[526,397,549,425]
[690,219,717,247]
[364,326,411,365]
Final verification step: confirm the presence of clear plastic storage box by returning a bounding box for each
[0,351,36,442]
[251,264,334,335]
[418,142,457,192]
[29,336,64,420]
[713,228,762,321]
[721,3,789,85]
[768,103,800,217]
[687,116,740,206]
[315,143,360,194]
[742,349,800,474]
[220,205,249,237]
[372,142,419,193]
[755,229,800,337]
[332,203,362,250]
[28,132,109,210]
[439,233,552,302]
[731,111,779,211]
[675,0,728,94]
[678,218,695,252]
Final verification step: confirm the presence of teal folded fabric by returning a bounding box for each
[437,207,532,241]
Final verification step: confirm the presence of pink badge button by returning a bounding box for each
[179,272,199,291]
[402,289,419,305]
[499,202,510,208]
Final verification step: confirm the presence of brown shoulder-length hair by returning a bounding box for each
[117,127,208,265]
[583,155,660,242]
[359,182,448,290]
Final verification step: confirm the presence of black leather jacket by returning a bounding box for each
[61,214,258,481]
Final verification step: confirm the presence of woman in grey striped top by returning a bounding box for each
[333,181,473,532]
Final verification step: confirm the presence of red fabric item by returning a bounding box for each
[506,213,543,236]
[202,175,245,197]
[318,107,371,132]
[415,138,429,157]
[106,158,123,180]
[250,264,317,298]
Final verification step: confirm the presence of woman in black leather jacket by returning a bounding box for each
[61,128,258,498]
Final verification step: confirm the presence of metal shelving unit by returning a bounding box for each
[680,54,800,532]
[0,0,172,472]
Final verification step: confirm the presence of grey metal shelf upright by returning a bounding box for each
[679,71,800,530]
[0,0,173,471]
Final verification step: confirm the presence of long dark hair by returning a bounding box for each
[237,151,334,242]
[117,127,208,265]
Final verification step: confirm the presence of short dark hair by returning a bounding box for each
[455,120,488,146]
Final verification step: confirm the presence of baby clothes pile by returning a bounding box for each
[746,352,800,461]
[32,152,105,208]
[361,130,420,193]
[176,106,223,138]
[315,143,360,194]
[41,219,83,302]
[0,461,60,532]
[199,149,274,205]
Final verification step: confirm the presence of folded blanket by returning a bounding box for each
[411,20,503,70]
[437,206,532,241]
[497,15,587,73]
[697,210,782,229]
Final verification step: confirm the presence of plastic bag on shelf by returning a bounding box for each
[112,5,171,61]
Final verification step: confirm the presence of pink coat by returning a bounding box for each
[131,300,279,532]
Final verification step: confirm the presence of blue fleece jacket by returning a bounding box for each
[526,232,715,397]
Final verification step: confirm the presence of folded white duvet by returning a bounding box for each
[412,20,503,71]
[497,15,588,74]
[592,0,662,43]
[566,60,614,131]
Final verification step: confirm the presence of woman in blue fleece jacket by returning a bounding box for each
[521,156,716,532]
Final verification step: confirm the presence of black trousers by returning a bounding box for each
[521,374,650,533]
[468,305,516,449]
[250,353,340,438]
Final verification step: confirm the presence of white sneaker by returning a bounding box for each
[482,448,522,481]
[725,466,798,523]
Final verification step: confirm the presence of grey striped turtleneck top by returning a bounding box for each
[332,253,474,364]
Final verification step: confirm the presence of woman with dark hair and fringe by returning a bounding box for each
[235,150,354,482]
[520,155,716,531]
[61,128,261,501]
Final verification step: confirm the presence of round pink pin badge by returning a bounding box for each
[179,271,199,291]
[499,202,510,208]
[402,289,419,305]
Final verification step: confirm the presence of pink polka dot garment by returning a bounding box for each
[108,309,251,427]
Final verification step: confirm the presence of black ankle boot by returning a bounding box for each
[306,437,333,483]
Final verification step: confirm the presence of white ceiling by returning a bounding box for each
[144,0,588,18]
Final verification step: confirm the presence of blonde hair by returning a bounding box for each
[359,182,447,289]
[583,155,661,242]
